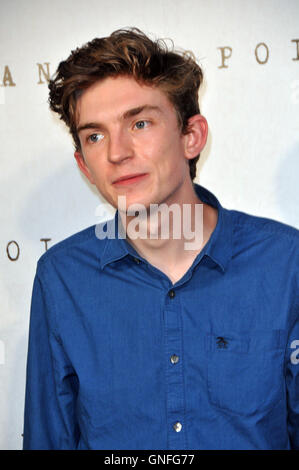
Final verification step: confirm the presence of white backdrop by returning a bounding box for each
[0,0,298,450]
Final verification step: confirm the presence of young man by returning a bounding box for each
[23,28,299,450]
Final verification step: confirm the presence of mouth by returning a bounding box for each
[112,173,148,186]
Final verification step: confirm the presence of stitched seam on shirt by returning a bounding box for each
[162,294,170,450]
[232,218,299,242]
[37,226,98,267]
[36,262,61,340]
[34,269,73,439]
[177,294,188,450]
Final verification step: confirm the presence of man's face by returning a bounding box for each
[74,75,206,211]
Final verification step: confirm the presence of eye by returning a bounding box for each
[88,133,104,143]
[134,120,150,130]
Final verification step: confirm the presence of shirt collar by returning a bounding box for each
[98,183,233,272]
[194,184,232,272]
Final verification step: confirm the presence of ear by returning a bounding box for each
[74,150,95,185]
[183,114,208,160]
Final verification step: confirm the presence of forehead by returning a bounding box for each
[75,75,176,125]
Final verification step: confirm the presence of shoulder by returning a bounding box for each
[35,223,107,276]
[228,208,299,244]
[225,208,299,275]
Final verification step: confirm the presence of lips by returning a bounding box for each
[113,173,148,184]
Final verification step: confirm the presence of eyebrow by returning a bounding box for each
[76,105,163,134]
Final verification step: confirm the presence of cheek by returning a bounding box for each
[139,128,183,161]
[83,152,104,176]
[156,136,186,173]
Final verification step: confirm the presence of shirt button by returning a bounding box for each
[133,257,140,264]
[168,289,175,298]
[173,422,182,432]
[170,354,179,364]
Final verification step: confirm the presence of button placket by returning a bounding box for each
[164,288,186,449]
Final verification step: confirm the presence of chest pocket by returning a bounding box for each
[205,329,286,416]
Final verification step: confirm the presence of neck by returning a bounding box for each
[118,182,218,271]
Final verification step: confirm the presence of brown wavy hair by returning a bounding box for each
[48,27,204,180]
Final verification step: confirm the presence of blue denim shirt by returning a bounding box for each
[23,184,299,450]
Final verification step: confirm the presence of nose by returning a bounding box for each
[107,128,133,164]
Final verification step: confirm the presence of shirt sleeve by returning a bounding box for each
[23,267,80,450]
[286,293,299,449]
